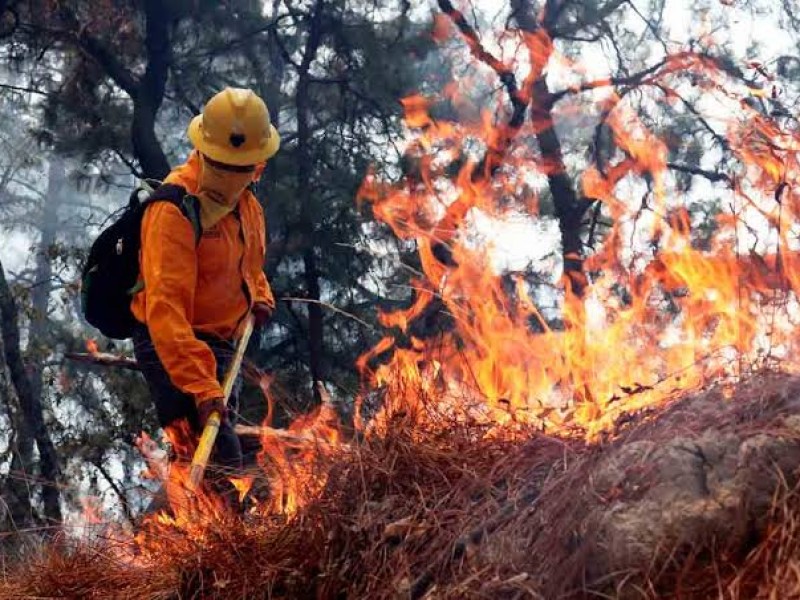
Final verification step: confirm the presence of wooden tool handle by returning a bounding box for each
[186,315,255,493]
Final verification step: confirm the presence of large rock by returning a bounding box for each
[580,375,800,595]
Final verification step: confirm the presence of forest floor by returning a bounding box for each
[5,370,800,598]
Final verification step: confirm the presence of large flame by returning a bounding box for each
[355,29,800,439]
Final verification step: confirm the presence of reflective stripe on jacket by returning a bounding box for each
[131,153,275,401]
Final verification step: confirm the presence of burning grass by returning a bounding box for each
[6,371,800,598]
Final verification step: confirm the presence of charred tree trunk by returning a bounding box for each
[295,0,325,403]
[530,77,594,299]
[0,257,62,524]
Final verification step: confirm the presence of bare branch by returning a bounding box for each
[74,30,139,98]
[0,82,50,96]
[437,0,528,169]
[89,458,135,528]
[64,352,140,371]
[551,56,670,103]
[667,162,732,185]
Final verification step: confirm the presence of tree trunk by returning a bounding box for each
[131,0,172,179]
[242,13,286,279]
[28,158,62,415]
[295,0,325,402]
[530,77,593,299]
[510,0,594,301]
[0,256,62,524]
[0,335,35,530]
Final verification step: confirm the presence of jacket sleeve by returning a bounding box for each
[254,270,275,309]
[252,200,276,310]
[140,203,223,402]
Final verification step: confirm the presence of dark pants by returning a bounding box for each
[132,325,244,507]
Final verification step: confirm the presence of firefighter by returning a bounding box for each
[131,87,279,510]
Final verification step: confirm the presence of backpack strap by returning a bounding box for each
[180,195,202,245]
[143,183,203,246]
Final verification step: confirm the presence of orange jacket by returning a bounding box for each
[131,153,275,402]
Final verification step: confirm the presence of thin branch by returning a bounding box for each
[281,296,376,331]
[653,83,730,151]
[415,0,535,272]
[64,352,140,371]
[90,458,135,528]
[551,56,669,103]
[667,162,732,184]
[438,0,515,83]
[273,29,302,70]
[558,31,603,43]
[75,31,139,98]
[0,82,50,96]
[112,149,143,179]
[625,0,668,55]
[437,0,528,167]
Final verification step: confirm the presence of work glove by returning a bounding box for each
[196,397,228,430]
[252,301,274,328]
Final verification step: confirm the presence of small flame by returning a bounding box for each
[133,378,347,527]
[79,496,104,525]
[86,338,99,354]
[258,385,343,516]
[230,476,254,504]
[134,431,169,481]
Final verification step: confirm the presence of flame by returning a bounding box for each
[355,29,800,440]
[127,13,800,542]
[131,374,346,532]
[79,496,104,525]
[230,475,254,504]
[134,431,169,481]
[258,393,342,516]
[86,338,99,354]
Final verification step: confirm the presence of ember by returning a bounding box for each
[85,338,99,355]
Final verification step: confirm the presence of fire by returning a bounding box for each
[355,26,800,440]
[131,375,345,533]
[86,338,99,354]
[129,8,799,540]
[79,496,104,526]
[258,384,342,516]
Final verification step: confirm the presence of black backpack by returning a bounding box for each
[81,180,201,340]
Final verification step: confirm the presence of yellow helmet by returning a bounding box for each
[188,87,280,166]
